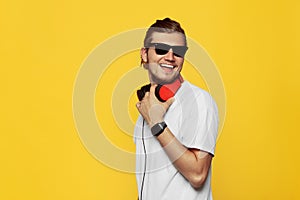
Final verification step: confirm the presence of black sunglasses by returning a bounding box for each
[147,43,188,58]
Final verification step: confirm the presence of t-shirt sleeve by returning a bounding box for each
[179,91,219,156]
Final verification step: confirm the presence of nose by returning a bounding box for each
[164,49,175,61]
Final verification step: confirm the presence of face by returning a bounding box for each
[141,32,186,84]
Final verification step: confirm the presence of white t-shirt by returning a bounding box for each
[134,81,219,200]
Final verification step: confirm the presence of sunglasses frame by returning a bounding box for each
[147,43,188,58]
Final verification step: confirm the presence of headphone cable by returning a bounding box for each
[140,119,146,200]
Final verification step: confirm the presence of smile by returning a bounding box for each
[160,63,176,69]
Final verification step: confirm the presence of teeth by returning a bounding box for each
[160,64,174,69]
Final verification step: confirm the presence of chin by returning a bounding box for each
[153,76,178,84]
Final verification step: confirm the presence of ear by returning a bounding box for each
[140,48,148,63]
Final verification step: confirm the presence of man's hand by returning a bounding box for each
[136,84,174,127]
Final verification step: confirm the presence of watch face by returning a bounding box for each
[151,122,167,136]
[152,124,161,135]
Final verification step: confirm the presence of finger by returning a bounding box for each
[165,97,175,108]
[144,91,150,98]
[150,84,157,94]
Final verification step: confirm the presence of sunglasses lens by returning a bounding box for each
[154,44,169,55]
[150,43,188,57]
[173,46,188,57]
[155,48,169,55]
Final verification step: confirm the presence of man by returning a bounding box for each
[134,18,219,200]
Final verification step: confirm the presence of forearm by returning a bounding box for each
[156,127,212,189]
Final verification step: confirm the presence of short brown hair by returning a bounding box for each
[143,18,187,47]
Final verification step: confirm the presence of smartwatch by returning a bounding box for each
[151,121,167,137]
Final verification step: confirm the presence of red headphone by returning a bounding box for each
[137,75,183,102]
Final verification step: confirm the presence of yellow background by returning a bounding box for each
[1,0,299,199]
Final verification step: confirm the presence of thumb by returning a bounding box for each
[164,97,175,108]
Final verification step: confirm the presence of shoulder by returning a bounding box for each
[178,81,217,108]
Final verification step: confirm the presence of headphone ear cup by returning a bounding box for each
[155,78,182,102]
[155,84,165,102]
[155,84,176,102]
[137,84,151,101]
